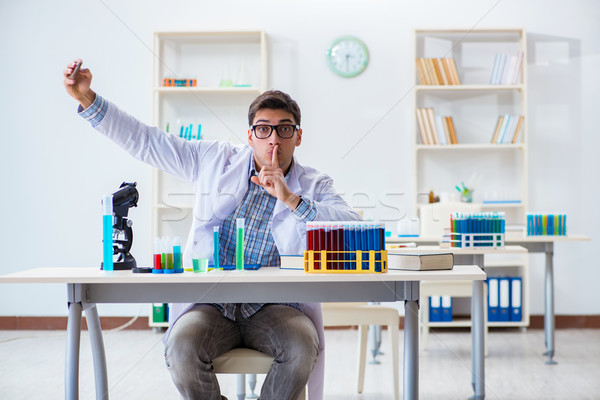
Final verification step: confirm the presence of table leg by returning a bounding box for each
[236,374,246,400]
[85,305,109,399]
[403,300,419,400]
[470,280,485,400]
[544,243,557,365]
[66,301,82,400]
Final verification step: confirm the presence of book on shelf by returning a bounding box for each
[490,51,523,85]
[426,108,439,145]
[416,108,458,145]
[446,116,458,144]
[416,57,460,85]
[491,114,524,144]
[388,252,454,271]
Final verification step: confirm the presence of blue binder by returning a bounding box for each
[441,296,453,322]
[498,277,511,322]
[510,277,522,322]
[429,296,442,322]
[487,278,499,322]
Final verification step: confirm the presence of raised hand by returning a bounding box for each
[63,58,96,109]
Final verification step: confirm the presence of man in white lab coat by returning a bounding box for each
[64,59,360,400]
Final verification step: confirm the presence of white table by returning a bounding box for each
[388,234,590,364]
[0,266,486,400]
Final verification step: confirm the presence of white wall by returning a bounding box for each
[0,0,598,317]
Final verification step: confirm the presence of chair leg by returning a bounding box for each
[236,374,246,400]
[357,324,368,394]
[390,324,400,400]
[247,373,259,399]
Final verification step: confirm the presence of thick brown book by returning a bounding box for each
[388,252,454,271]
[511,115,525,143]
[441,58,455,85]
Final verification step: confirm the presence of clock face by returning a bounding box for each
[327,36,369,78]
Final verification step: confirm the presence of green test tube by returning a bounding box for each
[236,218,245,271]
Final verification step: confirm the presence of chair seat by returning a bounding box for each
[213,348,273,374]
[213,348,306,400]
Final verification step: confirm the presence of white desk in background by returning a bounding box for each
[0,265,487,400]
[388,233,590,364]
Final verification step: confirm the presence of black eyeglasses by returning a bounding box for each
[250,124,300,139]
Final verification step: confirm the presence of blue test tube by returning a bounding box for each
[213,226,220,270]
[173,236,182,270]
[102,194,113,271]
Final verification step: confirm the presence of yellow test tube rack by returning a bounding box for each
[303,250,388,274]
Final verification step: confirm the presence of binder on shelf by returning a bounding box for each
[487,278,499,322]
[510,277,522,322]
[498,277,511,322]
[152,303,167,323]
[441,295,453,322]
[429,296,442,322]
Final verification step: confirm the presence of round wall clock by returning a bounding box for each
[326,36,369,78]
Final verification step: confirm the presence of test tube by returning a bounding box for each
[153,237,162,273]
[213,226,220,270]
[102,195,113,271]
[173,236,182,270]
[163,237,174,273]
[236,218,245,271]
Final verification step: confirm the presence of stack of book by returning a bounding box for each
[491,114,524,144]
[416,108,458,145]
[416,58,461,85]
[489,51,524,85]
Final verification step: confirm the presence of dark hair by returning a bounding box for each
[248,90,301,126]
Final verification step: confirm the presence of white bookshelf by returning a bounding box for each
[414,28,529,329]
[149,31,268,328]
[413,28,528,227]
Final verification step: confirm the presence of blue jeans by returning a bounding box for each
[165,304,319,400]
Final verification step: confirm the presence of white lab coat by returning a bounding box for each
[92,99,361,400]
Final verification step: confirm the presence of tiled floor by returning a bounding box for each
[1,327,599,399]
